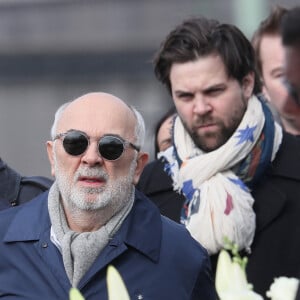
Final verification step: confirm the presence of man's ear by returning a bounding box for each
[46,141,55,177]
[133,152,149,185]
[242,72,255,99]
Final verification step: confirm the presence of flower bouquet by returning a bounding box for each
[215,238,299,300]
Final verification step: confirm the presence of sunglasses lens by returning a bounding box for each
[63,131,88,156]
[99,136,124,160]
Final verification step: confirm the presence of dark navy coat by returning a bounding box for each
[0,189,216,300]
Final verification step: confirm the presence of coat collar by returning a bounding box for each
[4,192,51,242]
[3,189,162,263]
[121,189,162,262]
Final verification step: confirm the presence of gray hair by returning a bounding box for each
[129,106,146,149]
[50,101,71,139]
[50,101,146,149]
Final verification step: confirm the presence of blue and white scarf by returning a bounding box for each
[159,95,282,254]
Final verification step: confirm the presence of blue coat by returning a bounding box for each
[0,190,216,300]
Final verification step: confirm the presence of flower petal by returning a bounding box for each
[216,249,234,293]
[107,265,130,300]
[69,288,85,300]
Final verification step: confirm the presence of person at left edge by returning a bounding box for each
[0,92,216,300]
[0,158,52,210]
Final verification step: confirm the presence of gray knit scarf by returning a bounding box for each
[48,181,134,287]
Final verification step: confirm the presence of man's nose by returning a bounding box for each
[193,95,213,115]
[81,141,104,166]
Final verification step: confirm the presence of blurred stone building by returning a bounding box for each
[0,0,298,177]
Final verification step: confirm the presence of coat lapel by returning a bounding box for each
[78,191,162,288]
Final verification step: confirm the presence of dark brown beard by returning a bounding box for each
[181,99,247,152]
[189,124,236,152]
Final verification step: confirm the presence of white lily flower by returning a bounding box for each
[106,265,130,300]
[266,277,299,300]
[69,288,85,300]
[216,249,263,300]
[215,249,233,293]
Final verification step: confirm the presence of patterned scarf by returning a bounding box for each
[159,95,282,254]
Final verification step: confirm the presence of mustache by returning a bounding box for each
[193,116,218,126]
[74,166,109,181]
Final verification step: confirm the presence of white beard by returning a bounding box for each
[54,155,137,215]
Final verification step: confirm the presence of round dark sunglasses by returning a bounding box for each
[53,130,140,161]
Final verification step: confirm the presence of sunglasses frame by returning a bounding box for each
[53,130,140,161]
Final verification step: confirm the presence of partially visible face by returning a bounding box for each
[169,54,253,152]
[156,114,175,152]
[285,45,300,104]
[47,93,144,213]
[260,35,300,118]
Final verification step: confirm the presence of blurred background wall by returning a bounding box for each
[0,0,298,177]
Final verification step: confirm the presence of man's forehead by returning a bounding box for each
[57,93,136,134]
[170,61,230,92]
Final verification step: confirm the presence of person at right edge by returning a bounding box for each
[251,5,300,136]
[137,16,300,296]
[281,6,300,300]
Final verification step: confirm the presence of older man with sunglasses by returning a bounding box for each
[0,92,216,300]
